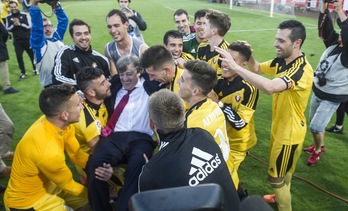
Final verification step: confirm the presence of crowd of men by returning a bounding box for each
[0,0,347,211]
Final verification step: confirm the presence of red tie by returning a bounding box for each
[101,88,135,137]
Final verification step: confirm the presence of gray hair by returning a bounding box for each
[116,54,142,74]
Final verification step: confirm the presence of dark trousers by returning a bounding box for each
[336,102,348,125]
[13,39,35,74]
[86,132,157,211]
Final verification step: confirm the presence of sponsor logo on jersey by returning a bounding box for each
[188,147,222,186]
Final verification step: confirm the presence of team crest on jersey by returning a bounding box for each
[213,58,217,64]
[235,95,241,102]
[95,120,102,133]
[92,62,97,68]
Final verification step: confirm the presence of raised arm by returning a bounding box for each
[215,46,289,95]
[129,10,147,31]
[54,3,69,40]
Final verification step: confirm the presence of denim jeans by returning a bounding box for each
[309,94,340,133]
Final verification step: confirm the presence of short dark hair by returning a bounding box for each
[69,19,90,37]
[76,67,104,92]
[116,54,142,74]
[173,9,189,19]
[194,9,208,21]
[228,41,252,62]
[39,84,76,118]
[163,30,183,45]
[9,1,18,6]
[183,60,217,96]
[141,45,174,70]
[278,20,306,47]
[106,9,128,24]
[206,9,231,37]
[117,0,131,2]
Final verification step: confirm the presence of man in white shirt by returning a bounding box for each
[86,55,158,211]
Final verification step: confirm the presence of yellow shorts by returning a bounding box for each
[268,141,303,178]
[230,149,248,172]
[5,182,88,211]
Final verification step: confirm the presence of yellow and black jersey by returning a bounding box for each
[169,65,184,94]
[181,52,195,61]
[260,55,313,145]
[184,98,239,188]
[196,40,229,76]
[74,100,108,155]
[214,76,259,152]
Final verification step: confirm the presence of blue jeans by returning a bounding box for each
[309,94,340,133]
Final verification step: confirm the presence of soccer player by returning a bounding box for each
[212,41,259,171]
[163,30,193,93]
[141,45,177,91]
[177,60,240,195]
[183,9,207,58]
[196,9,231,76]
[74,67,111,180]
[216,19,313,211]
[4,84,112,210]
[104,9,148,76]
[173,9,195,38]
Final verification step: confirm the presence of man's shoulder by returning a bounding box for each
[91,48,108,60]
[55,45,76,58]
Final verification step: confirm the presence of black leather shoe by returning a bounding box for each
[4,87,20,94]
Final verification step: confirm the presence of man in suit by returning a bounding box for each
[86,55,159,211]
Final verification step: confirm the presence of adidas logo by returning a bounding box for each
[188,147,222,186]
[73,57,80,63]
